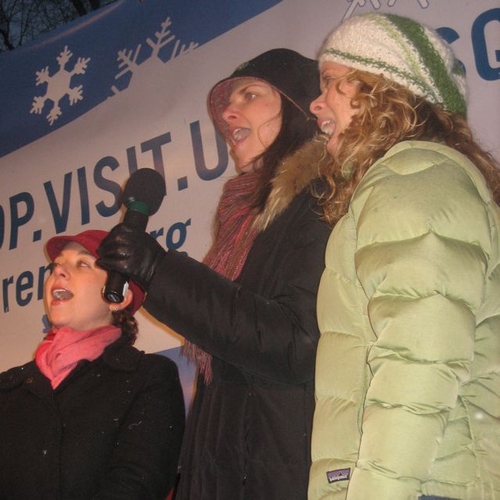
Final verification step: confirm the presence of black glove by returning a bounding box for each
[97,223,166,291]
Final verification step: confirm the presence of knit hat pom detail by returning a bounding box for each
[319,13,467,117]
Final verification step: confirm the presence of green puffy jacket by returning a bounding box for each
[310,141,500,500]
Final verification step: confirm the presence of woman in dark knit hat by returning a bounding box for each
[308,13,500,500]
[0,229,185,500]
[97,48,331,499]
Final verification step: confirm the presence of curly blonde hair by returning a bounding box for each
[318,70,500,226]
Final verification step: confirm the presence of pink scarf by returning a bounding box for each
[183,171,261,382]
[35,325,121,389]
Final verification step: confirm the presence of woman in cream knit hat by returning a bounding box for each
[309,13,500,500]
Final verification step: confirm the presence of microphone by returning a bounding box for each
[103,168,166,304]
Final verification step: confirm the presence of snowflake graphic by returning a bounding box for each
[343,0,430,20]
[112,16,198,94]
[30,46,91,126]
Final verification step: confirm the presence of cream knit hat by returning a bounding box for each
[319,13,467,117]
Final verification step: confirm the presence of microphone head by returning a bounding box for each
[121,169,166,215]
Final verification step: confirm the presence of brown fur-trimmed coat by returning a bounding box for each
[144,137,331,500]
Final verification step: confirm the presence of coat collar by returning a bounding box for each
[0,335,142,391]
[253,135,329,231]
[0,361,40,391]
[100,335,143,370]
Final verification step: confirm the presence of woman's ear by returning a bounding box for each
[108,287,134,313]
[121,287,134,311]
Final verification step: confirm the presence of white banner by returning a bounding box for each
[1,0,499,401]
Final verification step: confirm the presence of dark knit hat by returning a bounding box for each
[319,13,467,117]
[46,230,144,315]
[209,48,320,137]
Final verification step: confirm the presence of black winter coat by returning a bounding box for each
[144,140,331,500]
[0,335,185,500]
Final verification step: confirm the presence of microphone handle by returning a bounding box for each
[103,208,149,304]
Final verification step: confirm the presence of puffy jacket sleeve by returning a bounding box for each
[144,195,328,385]
[346,145,493,498]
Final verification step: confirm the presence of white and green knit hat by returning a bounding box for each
[319,13,467,117]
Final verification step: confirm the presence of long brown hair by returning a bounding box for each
[251,96,318,212]
[318,70,500,226]
[112,309,138,344]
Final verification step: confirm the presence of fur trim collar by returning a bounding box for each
[253,135,329,231]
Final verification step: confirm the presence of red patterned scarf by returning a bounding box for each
[35,325,121,389]
[182,170,261,382]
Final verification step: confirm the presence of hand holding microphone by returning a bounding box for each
[97,169,166,302]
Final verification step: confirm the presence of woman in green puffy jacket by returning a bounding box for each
[308,13,500,500]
